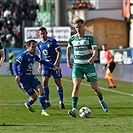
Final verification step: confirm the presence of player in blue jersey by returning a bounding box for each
[12,40,61,116]
[37,27,65,109]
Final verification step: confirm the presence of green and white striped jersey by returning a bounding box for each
[0,41,4,51]
[68,32,97,64]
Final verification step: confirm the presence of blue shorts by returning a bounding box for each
[18,75,41,96]
[42,65,62,79]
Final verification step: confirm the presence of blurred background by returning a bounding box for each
[0,0,133,82]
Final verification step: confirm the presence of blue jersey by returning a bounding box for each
[37,37,60,64]
[13,50,54,78]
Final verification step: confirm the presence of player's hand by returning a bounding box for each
[38,66,42,73]
[15,76,20,83]
[0,61,2,68]
[88,58,94,64]
[54,66,61,71]
[67,61,73,69]
[107,63,110,68]
[103,66,106,70]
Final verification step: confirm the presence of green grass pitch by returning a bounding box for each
[0,76,133,133]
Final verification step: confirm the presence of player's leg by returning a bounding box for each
[68,64,83,117]
[53,69,65,109]
[36,84,49,116]
[108,62,116,88]
[68,78,82,117]
[42,76,51,108]
[18,80,36,112]
[54,78,65,109]
[10,63,14,76]
[86,64,108,112]
[91,82,108,112]
[41,66,51,108]
[24,93,37,112]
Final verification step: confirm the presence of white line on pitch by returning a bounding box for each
[62,78,133,97]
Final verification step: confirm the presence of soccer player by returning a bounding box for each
[37,27,65,109]
[12,40,61,116]
[0,41,5,67]
[66,18,108,117]
[102,44,116,88]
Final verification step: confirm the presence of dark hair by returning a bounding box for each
[102,44,107,47]
[26,40,37,47]
[39,27,47,32]
[73,18,84,24]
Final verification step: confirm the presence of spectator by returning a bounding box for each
[10,36,17,47]
[86,0,94,9]
[3,8,11,18]
[76,0,84,9]
[8,49,14,75]
[0,0,39,48]
[0,2,4,18]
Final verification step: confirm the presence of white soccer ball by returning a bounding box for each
[79,107,91,118]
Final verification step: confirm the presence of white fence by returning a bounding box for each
[0,62,132,83]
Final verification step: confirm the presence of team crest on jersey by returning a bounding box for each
[28,63,33,70]
[84,40,89,45]
[43,49,48,55]
[33,58,35,62]
[47,44,50,48]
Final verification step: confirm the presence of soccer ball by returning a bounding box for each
[79,107,91,118]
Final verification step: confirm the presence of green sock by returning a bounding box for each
[97,94,103,101]
[72,97,78,109]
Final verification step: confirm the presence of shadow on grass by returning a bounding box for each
[90,106,133,110]
[0,124,25,126]
[0,123,48,126]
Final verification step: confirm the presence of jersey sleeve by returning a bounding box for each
[52,39,60,50]
[89,36,97,48]
[12,54,24,76]
[37,42,41,52]
[12,61,20,76]
[16,54,24,64]
[68,37,73,46]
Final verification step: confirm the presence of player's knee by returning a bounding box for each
[36,85,44,94]
[31,94,38,101]
[37,87,44,94]
[38,89,44,94]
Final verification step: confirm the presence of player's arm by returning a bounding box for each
[12,61,20,83]
[0,50,5,67]
[66,44,73,68]
[36,55,61,71]
[54,48,62,66]
[38,51,42,73]
[88,46,98,64]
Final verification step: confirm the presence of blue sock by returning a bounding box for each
[57,87,63,103]
[43,86,49,101]
[39,94,46,110]
[26,98,34,106]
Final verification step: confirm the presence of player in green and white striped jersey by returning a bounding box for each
[66,18,108,117]
[0,41,5,67]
